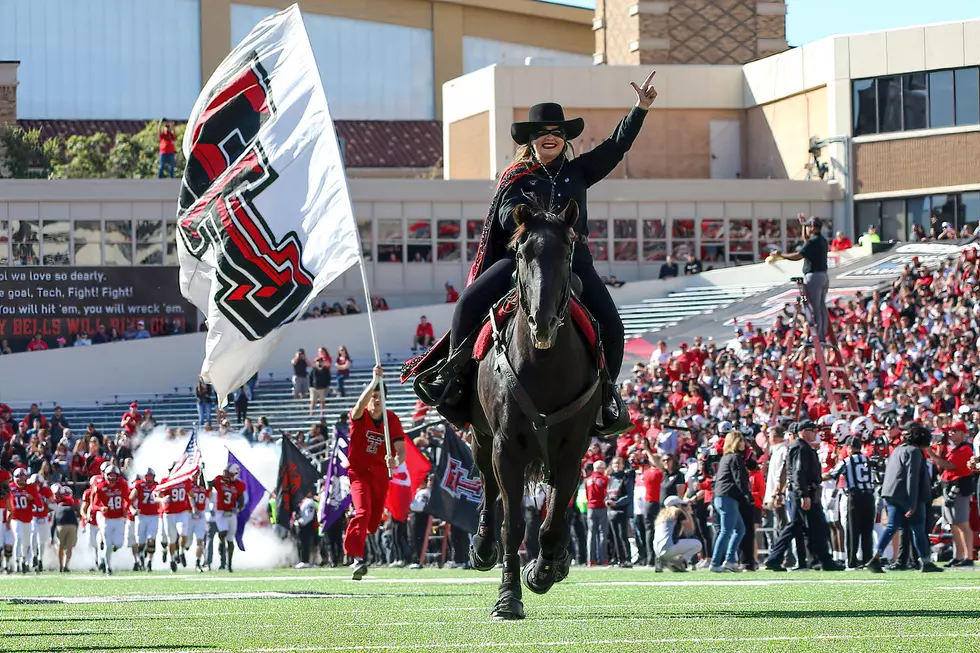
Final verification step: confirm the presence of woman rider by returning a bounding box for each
[419,70,658,434]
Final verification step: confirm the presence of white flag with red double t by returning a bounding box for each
[175,4,360,398]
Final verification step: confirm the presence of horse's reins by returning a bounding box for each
[492,220,599,483]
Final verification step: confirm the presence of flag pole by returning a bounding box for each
[356,256,393,479]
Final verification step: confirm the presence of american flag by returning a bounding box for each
[156,430,202,493]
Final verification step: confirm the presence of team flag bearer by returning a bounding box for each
[345,366,408,580]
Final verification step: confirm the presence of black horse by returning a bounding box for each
[468,199,602,620]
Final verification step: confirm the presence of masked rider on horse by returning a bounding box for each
[416,71,659,435]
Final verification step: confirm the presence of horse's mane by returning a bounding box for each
[507,195,575,251]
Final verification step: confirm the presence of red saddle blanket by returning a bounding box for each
[473,295,599,362]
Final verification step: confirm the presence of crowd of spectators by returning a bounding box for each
[1,320,189,354]
[300,296,390,321]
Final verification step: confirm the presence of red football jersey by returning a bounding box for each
[189,484,208,513]
[132,479,160,516]
[8,483,42,522]
[584,472,607,509]
[120,410,141,435]
[32,485,53,518]
[212,476,246,512]
[95,478,130,519]
[159,480,192,514]
[348,409,406,473]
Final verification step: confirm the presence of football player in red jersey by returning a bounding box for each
[80,479,102,572]
[28,474,55,572]
[211,463,246,572]
[188,475,210,572]
[8,468,42,574]
[158,476,194,572]
[94,465,130,575]
[0,467,12,573]
[345,366,407,580]
[130,469,160,571]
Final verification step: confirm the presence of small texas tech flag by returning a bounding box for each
[385,437,430,522]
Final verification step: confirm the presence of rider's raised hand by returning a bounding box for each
[630,70,658,109]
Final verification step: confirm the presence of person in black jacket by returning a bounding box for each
[419,71,659,435]
[606,457,635,568]
[710,432,749,572]
[764,421,843,572]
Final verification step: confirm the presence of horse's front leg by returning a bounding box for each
[522,433,581,594]
[490,436,526,621]
[470,428,500,570]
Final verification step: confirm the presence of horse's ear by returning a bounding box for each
[513,204,532,226]
[562,200,579,228]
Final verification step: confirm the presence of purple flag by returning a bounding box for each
[228,450,267,552]
[319,429,351,531]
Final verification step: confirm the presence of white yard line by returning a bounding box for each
[577,579,886,587]
[4,591,373,604]
[130,633,980,653]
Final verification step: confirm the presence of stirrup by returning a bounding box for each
[414,345,472,408]
[595,380,631,436]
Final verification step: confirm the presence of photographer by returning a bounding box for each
[765,421,841,572]
[769,215,830,344]
[928,421,975,567]
[866,423,943,573]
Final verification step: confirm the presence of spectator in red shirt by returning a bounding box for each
[445,282,459,303]
[120,403,142,436]
[26,334,48,352]
[929,422,975,566]
[158,119,177,178]
[831,232,852,252]
[584,461,608,565]
[412,316,435,352]
[642,458,664,566]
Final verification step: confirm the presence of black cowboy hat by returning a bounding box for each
[510,102,585,144]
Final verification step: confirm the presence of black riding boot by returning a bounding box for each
[595,374,632,436]
[415,343,473,408]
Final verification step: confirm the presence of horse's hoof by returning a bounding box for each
[469,541,500,573]
[553,549,572,584]
[521,560,554,595]
[490,597,525,621]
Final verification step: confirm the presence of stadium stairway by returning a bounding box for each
[617,282,782,339]
[5,282,780,435]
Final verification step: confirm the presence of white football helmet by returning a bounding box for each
[817,414,836,428]
[850,416,874,442]
[225,463,241,479]
[831,419,852,443]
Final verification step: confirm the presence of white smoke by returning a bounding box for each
[39,427,299,572]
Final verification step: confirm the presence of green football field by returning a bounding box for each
[2,566,979,652]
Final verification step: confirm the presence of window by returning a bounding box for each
[642,219,666,261]
[613,219,637,261]
[73,221,102,265]
[699,219,725,263]
[959,192,980,233]
[466,219,483,261]
[406,219,432,262]
[671,219,695,260]
[729,219,754,263]
[880,200,904,241]
[902,73,928,131]
[135,220,164,265]
[11,220,39,266]
[0,220,8,265]
[103,220,133,265]
[759,219,783,258]
[166,222,178,264]
[436,219,460,261]
[955,67,980,126]
[929,70,955,128]
[904,197,929,240]
[358,221,373,261]
[853,79,877,136]
[377,219,402,263]
[41,220,70,266]
[931,195,955,234]
[876,76,903,133]
[589,218,609,261]
[854,201,880,238]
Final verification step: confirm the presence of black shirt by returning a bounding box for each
[684,259,702,275]
[293,357,309,377]
[714,452,750,504]
[54,503,79,527]
[659,263,679,280]
[660,471,685,506]
[799,233,828,274]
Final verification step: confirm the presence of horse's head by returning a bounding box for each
[509,199,580,350]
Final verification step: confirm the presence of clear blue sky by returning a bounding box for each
[543,0,980,46]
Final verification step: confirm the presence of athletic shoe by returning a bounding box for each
[389,560,406,568]
[920,562,944,573]
[619,562,633,569]
[408,563,423,570]
[709,565,730,573]
[866,558,885,574]
[180,552,187,568]
[764,563,787,573]
[822,562,845,572]
[695,559,712,570]
[133,562,140,572]
[886,562,908,571]
[351,559,369,580]
[789,564,810,572]
[170,559,178,573]
[955,559,975,568]
[723,562,744,572]
[106,566,112,576]
[944,559,961,568]
[668,561,688,573]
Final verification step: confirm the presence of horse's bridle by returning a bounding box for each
[514,224,580,333]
